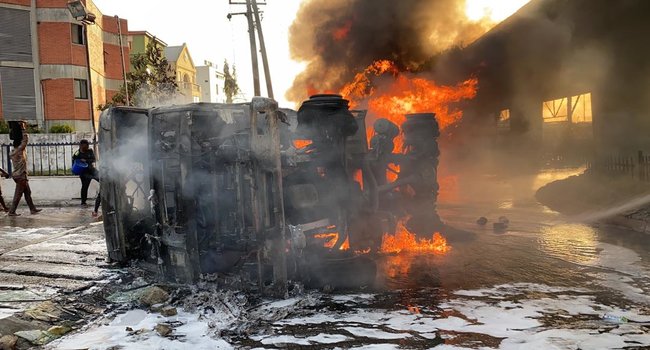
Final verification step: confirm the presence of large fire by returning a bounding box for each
[380,218,451,254]
[338,60,478,152]
[308,60,471,255]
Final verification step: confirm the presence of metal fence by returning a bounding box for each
[587,150,650,182]
[0,142,95,176]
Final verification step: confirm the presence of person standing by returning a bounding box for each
[8,121,41,216]
[73,139,99,207]
[0,167,11,212]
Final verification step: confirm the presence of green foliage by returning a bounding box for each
[100,38,178,110]
[26,124,42,134]
[0,121,41,134]
[0,121,9,134]
[223,59,241,104]
[49,124,74,133]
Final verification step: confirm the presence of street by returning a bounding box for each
[0,208,111,325]
[44,168,650,349]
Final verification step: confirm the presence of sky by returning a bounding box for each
[93,0,530,107]
[93,0,304,107]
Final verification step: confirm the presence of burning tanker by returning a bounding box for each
[97,0,494,293]
[98,88,458,293]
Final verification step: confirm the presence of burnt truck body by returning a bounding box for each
[100,95,441,293]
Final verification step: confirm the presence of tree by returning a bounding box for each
[223,60,241,103]
[99,38,178,109]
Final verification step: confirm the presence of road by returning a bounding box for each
[47,168,650,349]
[241,168,650,349]
[0,207,109,321]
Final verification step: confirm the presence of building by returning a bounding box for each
[196,61,225,103]
[127,30,167,70]
[442,0,650,158]
[164,43,200,103]
[0,0,129,132]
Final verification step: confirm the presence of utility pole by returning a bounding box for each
[115,16,130,106]
[251,0,273,99]
[228,0,273,98]
[244,0,261,96]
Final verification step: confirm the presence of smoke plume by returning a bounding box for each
[287,0,494,102]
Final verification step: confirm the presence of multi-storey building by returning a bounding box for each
[127,30,167,71]
[196,60,225,103]
[0,0,129,132]
[164,43,201,103]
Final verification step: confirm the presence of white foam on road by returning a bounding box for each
[262,284,650,348]
[50,309,232,350]
[50,284,650,349]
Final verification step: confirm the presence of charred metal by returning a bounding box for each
[99,95,442,294]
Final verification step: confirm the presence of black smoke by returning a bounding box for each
[287,0,492,102]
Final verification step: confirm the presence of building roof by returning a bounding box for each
[164,45,184,62]
[128,31,168,46]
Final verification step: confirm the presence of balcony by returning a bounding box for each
[179,81,201,101]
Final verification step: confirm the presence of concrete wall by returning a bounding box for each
[0,132,94,174]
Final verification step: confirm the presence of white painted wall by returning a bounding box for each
[0,132,94,175]
[196,65,225,103]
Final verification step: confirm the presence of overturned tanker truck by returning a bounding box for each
[99,95,442,295]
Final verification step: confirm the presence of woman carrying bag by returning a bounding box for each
[72,139,99,207]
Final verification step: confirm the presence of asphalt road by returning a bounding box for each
[13,168,650,349]
[0,207,109,319]
[242,168,650,348]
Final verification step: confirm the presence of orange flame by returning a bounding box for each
[338,60,477,154]
[314,231,350,250]
[332,20,353,41]
[293,139,313,149]
[380,219,451,254]
[352,169,364,190]
[340,60,399,107]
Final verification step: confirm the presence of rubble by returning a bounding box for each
[138,286,170,307]
[46,325,71,337]
[13,330,57,346]
[149,303,165,313]
[159,306,177,317]
[106,284,169,306]
[0,335,18,350]
[154,323,172,337]
[23,301,65,322]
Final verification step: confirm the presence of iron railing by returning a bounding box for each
[0,142,97,176]
[587,151,650,182]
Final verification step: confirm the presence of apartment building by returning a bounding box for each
[0,0,129,132]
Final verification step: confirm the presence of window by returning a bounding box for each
[71,23,85,45]
[74,79,88,99]
[569,93,592,123]
[497,109,510,131]
[542,92,592,124]
[543,98,568,123]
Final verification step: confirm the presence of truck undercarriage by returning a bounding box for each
[100,95,442,295]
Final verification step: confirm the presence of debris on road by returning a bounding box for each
[0,335,18,350]
[138,286,170,307]
[154,323,172,337]
[159,306,177,317]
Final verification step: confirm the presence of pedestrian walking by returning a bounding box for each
[0,167,11,212]
[8,121,41,216]
[72,139,99,207]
